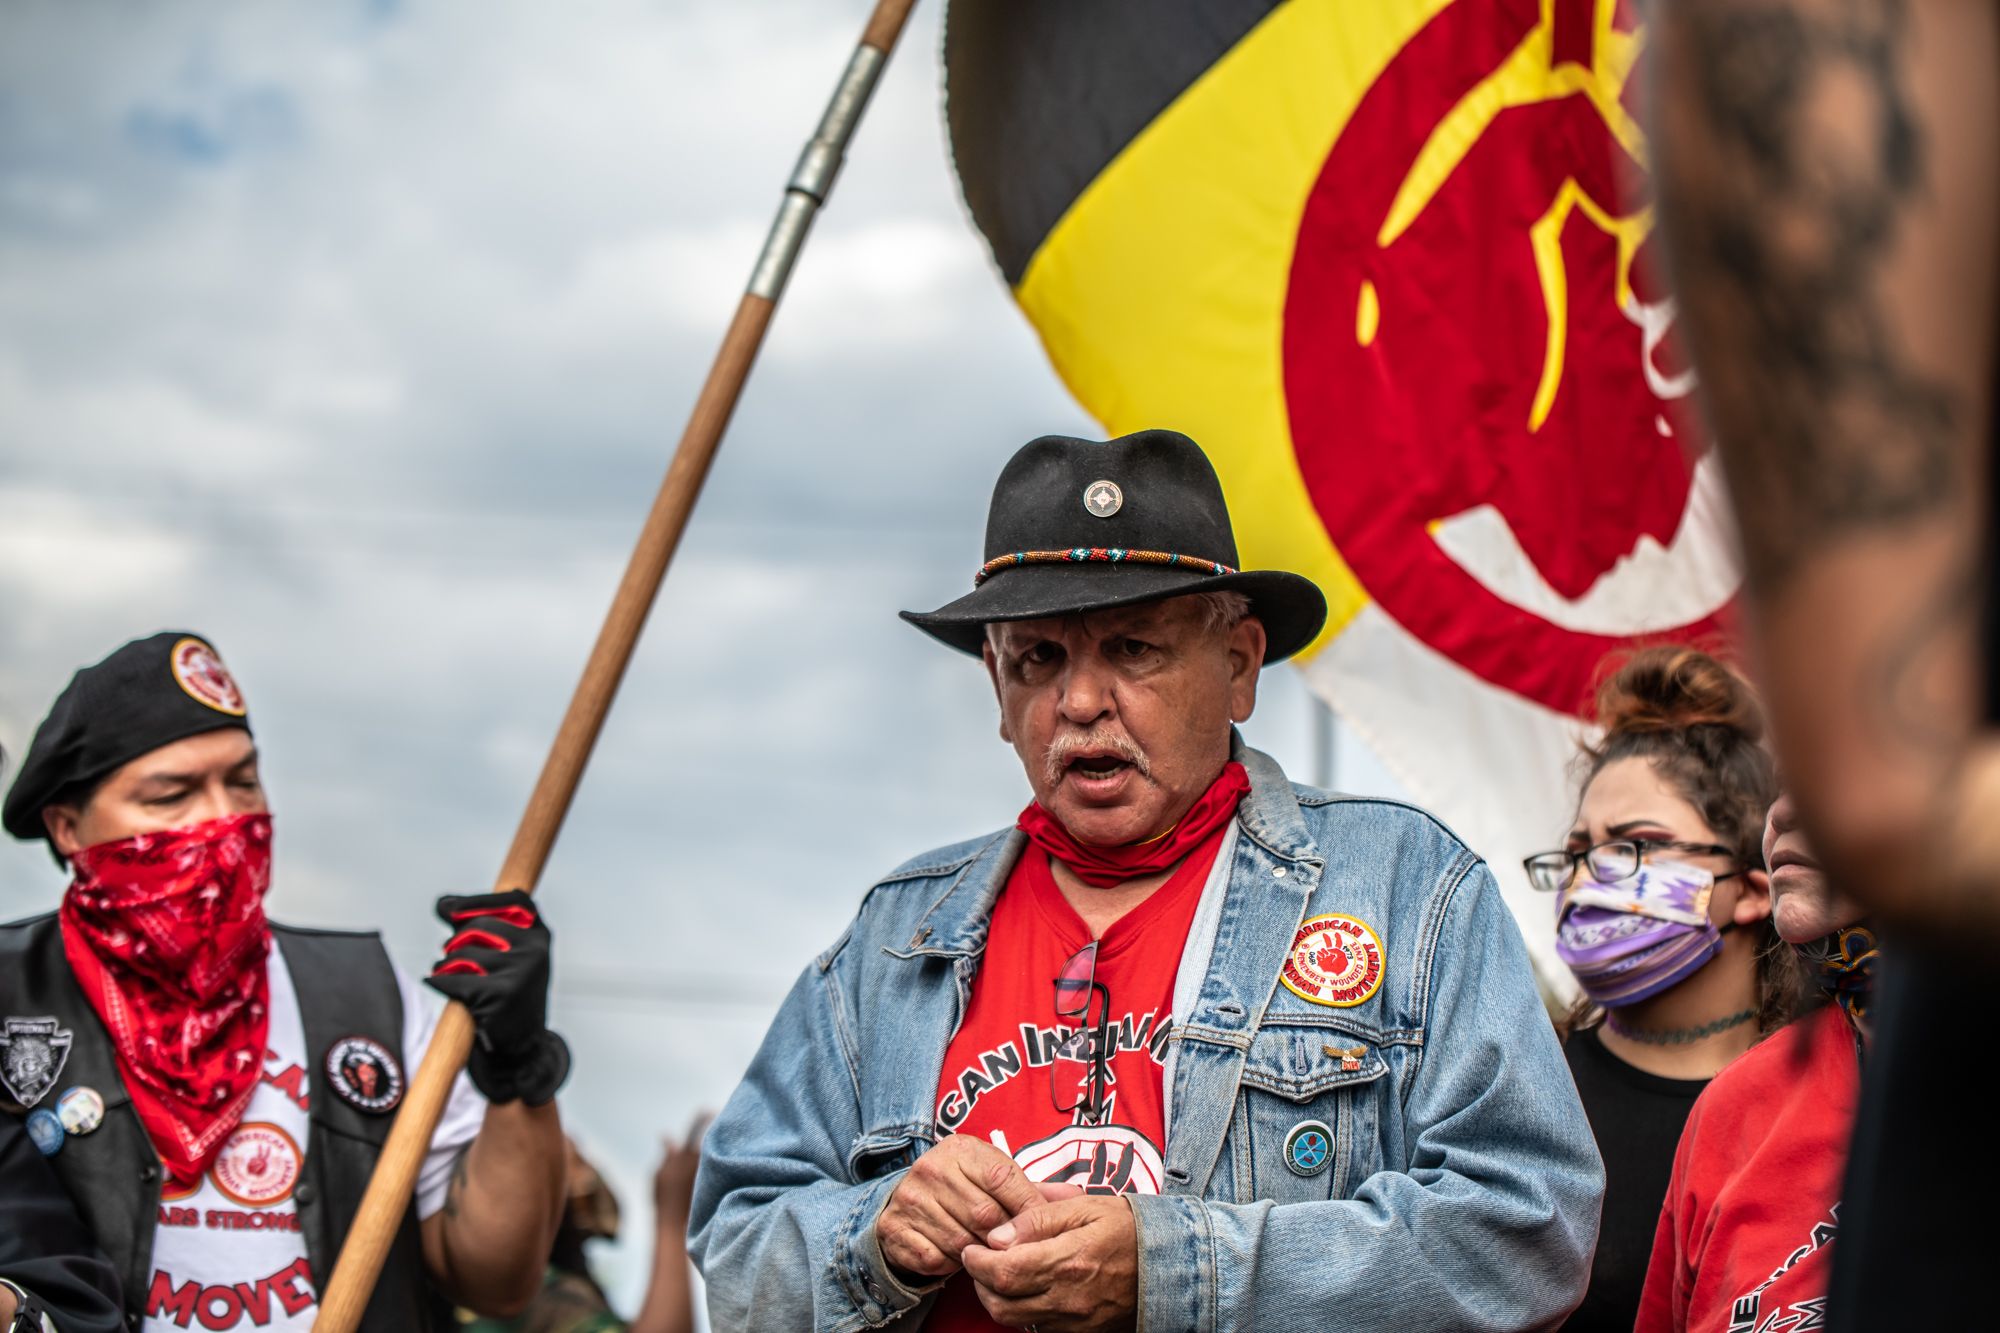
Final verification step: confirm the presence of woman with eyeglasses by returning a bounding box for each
[1525,646,1807,1332]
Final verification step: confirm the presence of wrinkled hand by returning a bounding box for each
[876,1135,1045,1284]
[425,890,569,1105]
[960,1194,1139,1331]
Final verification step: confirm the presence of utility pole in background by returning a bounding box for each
[1312,695,1337,791]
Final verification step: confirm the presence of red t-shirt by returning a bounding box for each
[1634,1004,1860,1333]
[924,828,1224,1331]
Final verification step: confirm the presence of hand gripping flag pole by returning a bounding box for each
[314,1,920,1324]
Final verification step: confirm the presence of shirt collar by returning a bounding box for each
[893,732,1318,960]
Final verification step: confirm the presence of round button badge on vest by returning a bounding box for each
[56,1085,104,1136]
[24,1107,63,1157]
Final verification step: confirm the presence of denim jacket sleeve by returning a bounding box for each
[1128,861,1604,1332]
[687,930,936,1333]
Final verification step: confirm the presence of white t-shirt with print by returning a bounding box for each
[140,944,486,1332]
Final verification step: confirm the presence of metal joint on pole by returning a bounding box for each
[749,43,887,301]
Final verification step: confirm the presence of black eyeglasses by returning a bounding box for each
[1522,838,1740,894]
[1052,941,1109,1119]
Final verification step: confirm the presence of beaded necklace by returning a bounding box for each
[1605,1006,1757,1046]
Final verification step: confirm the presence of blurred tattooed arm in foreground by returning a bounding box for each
[1651,0,2000,940]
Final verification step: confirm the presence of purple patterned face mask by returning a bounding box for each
[1555,859,1724,1007]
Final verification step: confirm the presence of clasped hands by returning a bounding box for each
[876,1135,1138,1332]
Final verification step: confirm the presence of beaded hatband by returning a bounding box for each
[973,548,1238,587]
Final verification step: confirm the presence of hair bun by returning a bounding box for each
[1591,645,1763,742]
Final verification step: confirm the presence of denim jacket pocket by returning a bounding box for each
[847,1125,925,1183]
[1233,1024,1389,1204]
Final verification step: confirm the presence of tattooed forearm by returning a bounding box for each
[1654,0,1965,588]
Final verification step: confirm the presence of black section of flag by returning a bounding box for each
[944,0,1284,284]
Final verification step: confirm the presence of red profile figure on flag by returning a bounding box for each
[945,0,1740,990]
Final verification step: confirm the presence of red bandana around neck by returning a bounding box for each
[1017,760,1250,888]
[59,812,274,1189]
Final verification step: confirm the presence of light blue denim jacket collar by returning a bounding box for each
[884,731,1312,962]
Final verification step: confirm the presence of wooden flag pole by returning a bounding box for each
[314,1,920,1324]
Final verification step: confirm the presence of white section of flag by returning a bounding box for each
[1296,603,1590,1003]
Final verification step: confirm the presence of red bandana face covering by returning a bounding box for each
[1017,761,1250,888]
[59,812,274,1189]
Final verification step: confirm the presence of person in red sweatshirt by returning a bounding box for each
[1635,787,1877,1331]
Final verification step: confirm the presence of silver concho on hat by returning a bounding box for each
[1083,479,1123,518]
[0,1016,74,1108]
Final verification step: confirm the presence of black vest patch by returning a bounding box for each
[0,914,442,1331]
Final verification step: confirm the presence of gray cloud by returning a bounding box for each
[0,0,1404,1314]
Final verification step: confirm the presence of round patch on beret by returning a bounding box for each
[170,637,246,717]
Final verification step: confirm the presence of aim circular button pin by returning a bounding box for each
[26,1106,65,1157]
[1282,1118,1333,1178]
[1083,479,1123,517]
[57,1085,105,1136]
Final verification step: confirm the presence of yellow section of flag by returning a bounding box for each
[1014,0,1453,659]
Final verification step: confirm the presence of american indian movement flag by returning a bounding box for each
[942,0,1742,994]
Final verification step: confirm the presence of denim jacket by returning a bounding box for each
[689,740,1603,1331]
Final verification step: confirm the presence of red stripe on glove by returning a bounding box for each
[443,927,513,955]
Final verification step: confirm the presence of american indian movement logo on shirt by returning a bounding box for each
[210,1122,304,1208]
[936,1010,1174,1196]
[1728,1205,1838,1333]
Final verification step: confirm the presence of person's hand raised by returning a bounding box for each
[654,1114,710,1228]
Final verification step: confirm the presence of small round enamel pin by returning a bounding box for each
[1083,479,1123,517]
[1282,1118,1333,1178]
[57,1086,104,1136]
[26,1106,65,1157]
[325,1035,405,1114]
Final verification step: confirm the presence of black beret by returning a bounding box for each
[2,632,253,842]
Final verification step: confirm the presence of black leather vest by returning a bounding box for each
[0,915,440,1331]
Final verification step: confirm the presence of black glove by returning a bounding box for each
[425,890,570,1106]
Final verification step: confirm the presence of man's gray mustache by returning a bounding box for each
[1043,730,1153,786]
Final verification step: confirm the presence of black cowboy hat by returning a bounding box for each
[902,429,1327,661]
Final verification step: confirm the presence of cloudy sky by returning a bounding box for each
[0,0,1406,1313]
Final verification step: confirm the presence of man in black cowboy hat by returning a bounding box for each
[689,431,1602,1331]
[0,633,572,1331]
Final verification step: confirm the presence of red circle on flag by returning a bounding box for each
[1282,0,1733,716]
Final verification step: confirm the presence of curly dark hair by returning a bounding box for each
[1563,645,1810,1037]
